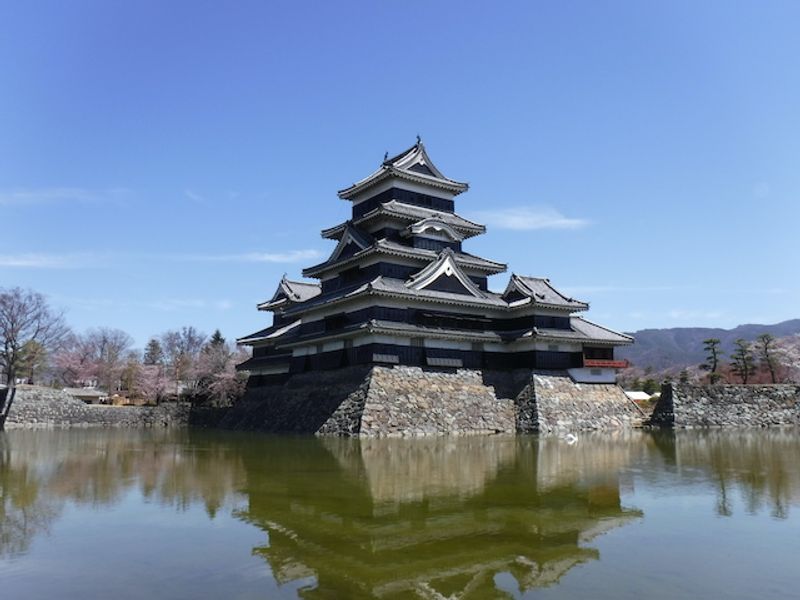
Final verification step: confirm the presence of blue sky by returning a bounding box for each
[1,0,799,348]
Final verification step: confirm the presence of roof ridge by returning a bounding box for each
[517,274,585,305]
[573,315,634,340]
[382,140,421,167]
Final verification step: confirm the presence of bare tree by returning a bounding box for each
[160,326,206,397]
[84,327,134,394]
[0,288,69,428]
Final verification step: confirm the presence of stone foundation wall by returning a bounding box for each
[355,367,515,436]
[224,367,641,436]
[651,383,800,428]
[5,387,192,429]
[219,366,374,433]
[516,372,645,434]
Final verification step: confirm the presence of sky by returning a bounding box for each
[1,0,799,348]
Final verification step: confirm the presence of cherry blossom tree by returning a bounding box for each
[194,340,249,407]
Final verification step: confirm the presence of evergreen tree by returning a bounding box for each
[730,338,756,384]
[208,329,226,348]
[700,338,724,384]
[755,333,778,383]
[143,338,164,365]
[642,378,659,395]
[17,340,47,384]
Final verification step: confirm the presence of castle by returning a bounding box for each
[231,140,637,435]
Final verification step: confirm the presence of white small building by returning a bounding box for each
[624,390,652,402]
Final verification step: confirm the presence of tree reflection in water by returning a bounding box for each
[0,429,248,559]
[652,430,800,520]
[1,429,800,598]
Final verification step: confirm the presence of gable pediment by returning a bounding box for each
[406,249,484,298]
[329,224,372,262]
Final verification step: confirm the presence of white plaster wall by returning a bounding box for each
[567,368,617,384]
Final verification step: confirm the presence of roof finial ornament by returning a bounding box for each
[383,151,388,162]
[416,134,421,145]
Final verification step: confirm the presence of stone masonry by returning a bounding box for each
[517,372,646,434]
[651,383,800,428]
[344,366,515,437]
[221,366,642,436]
[5,386,192,429]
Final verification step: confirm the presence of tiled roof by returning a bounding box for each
[337,141,468,200]
[276,315,633,349]
[569,317,634,344]
[378,240,506,272]
[530,317,633,345]
[257,278,321,311]
[303,240,507,278]
[321,202,486,240]
[370,276,509,307]
[504,275,588,310]
[283,280,321,302]
[366,319,504,342]
[238,319,301,345]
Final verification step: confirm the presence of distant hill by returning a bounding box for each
[617,319,800,371]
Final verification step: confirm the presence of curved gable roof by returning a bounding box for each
[257,276,321,311]
[405,248,485,298]
[504,274,588,311]
[337,140,468,200]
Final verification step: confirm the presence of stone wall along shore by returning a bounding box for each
[222,366,644,436]
[5,386,192,429]
[650,383,800,428]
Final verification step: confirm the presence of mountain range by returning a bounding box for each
[616,319,800,371]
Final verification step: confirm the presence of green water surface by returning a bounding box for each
[1,428,798,599]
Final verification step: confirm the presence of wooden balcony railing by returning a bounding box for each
[583,358,630,369]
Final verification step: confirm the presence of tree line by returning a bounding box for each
[616,333,800,393]
[698,334,799,384]
[0,287,249,427]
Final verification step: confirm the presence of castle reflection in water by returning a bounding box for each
[2,429,800,598]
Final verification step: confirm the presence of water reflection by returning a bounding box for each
[653,430,800,519]
[1,429,799,598]
[0,429,247,558]
[236,434,643,598]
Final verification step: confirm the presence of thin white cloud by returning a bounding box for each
[470,206,589,231]
[0,249,323,269]
[184,249,323,263]
[0,187,132,206]
[184,189,207,204]
[0,253,99,268]
[753,181,770,199]
[60,296,235,313]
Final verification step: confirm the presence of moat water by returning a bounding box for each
[1,429,798,599]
